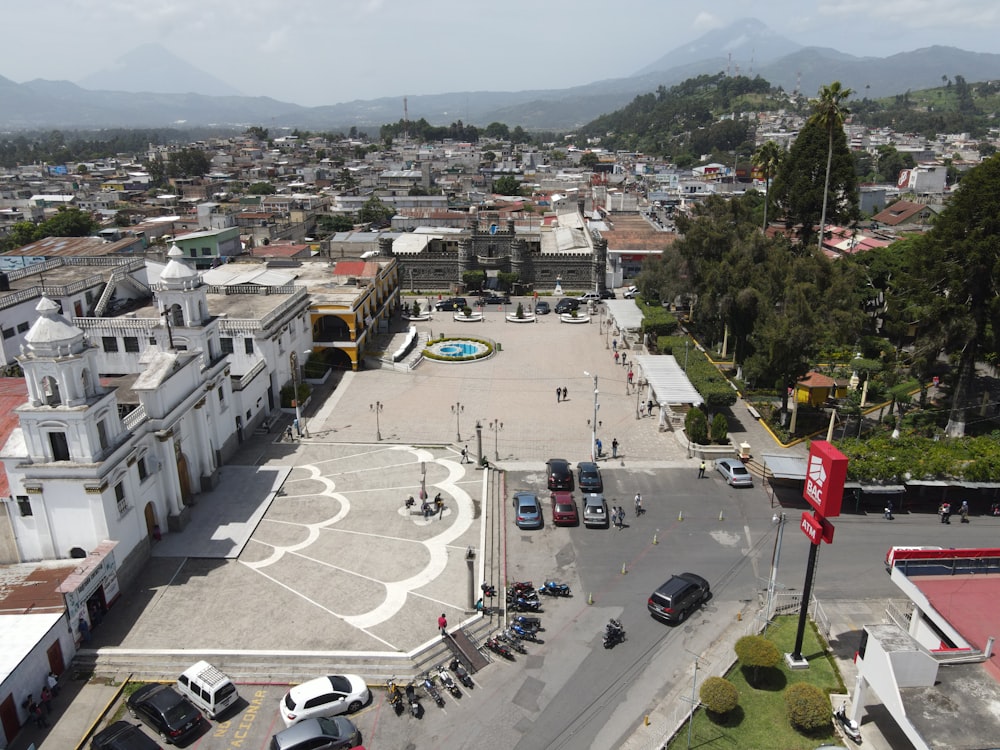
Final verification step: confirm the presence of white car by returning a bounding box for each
[623,286,638,299]
[578,291,602,302]
[280,674,370,727]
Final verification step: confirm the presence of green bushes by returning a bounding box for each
[784,682,831,732]
[735,635,781,688]
[711,413,729,444]
[280,382,312,409]
[640,303,679,339]
[700,676,739,715]
[685,408,709,445]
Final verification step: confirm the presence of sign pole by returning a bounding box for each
[790,534,820,664]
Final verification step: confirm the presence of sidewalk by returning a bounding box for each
[8,677,123,750]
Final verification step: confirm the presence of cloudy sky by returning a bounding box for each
[3,0,999,106]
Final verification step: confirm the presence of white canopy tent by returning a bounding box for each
[634,354,704,408]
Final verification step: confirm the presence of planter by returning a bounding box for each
[560,314,591,324]
[304,368,331,386]
[403,314,431,322]
[454,312,484,322]
[506,314,536,323]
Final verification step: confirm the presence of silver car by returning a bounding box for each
[582,493,608,527]
[716,458,753,487]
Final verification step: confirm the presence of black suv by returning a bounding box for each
[127,685,202,745]
[554,298,580,314]
[545,458,574,490]
[435,297,468,311]
[647,572,710,624]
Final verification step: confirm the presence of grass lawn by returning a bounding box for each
[667,616,846,750]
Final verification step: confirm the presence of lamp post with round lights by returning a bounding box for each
[370,401,384,441]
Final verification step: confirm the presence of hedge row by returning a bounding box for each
[658,335,737,410]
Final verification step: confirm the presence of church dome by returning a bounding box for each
[23,297,86,356]
[160,243,200,285]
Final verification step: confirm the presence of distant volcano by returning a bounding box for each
[77,42,242,96]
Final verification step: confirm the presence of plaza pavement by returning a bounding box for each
[13,297,904,749]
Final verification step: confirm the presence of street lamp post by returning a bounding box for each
[488,419,503,461]
[584,371,599,461]
[370,401,383,441]
[451,402,464,441]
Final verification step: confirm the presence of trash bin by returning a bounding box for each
[497,342,502,351]
[739,442,751,459]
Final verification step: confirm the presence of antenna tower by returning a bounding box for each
[795,71,802,96]
[403,96,409,141]
[727,52,732,77]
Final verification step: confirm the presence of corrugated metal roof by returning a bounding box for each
[762,453,808,480]
[604,300,644,331]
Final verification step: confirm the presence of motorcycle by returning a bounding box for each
[604,618,626,649]
[422,672,445,708]
[511,596,542,612]
[835,703,862,744]
[511,614,543,631]
[437,665,462,698]
[386,677,404,715]
[509,621,543,643]
[449,658,474,689]
[485,636,515,660]
[499,630,528,654]
[404,682,420,717]
[481,582,497,598]
[539,580,572,597]
[508,580,535,594]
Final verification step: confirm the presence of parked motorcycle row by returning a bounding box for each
[387,659,475,719]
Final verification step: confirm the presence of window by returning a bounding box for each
[114,481,128,516]
[217,386,225,405]
[96,420,109,451]
[16,496,31,517]
[137,457,148,481]
[149,336,157,346]
[244,338,254,355]
[220,337,234,354]
[124,336,140,353]
[201,248,212,256]
[49,432,70,461]
[102,336,119,353]
[1,328,14,340]
[188,248,197,258]
[17,322,29,333]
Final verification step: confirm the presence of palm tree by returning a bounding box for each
[811,81,853,251]
[752,140,783,233]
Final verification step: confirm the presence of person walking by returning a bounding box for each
[647,399,654,417]
[612,338,617,351]
[78,616,91,643]
[884,499,894,520]
[461,446,469,464]
[556,386,561,403]
[434,493,444,518]
[611,438,619,459]
[621,352,627,368]
[46,672,60,698]
[939,502,951,524]
[595,438,603,458]
[614,351,620,365]
[421,500,431,519]
[634,493,643,516]
[562,386,568,401]
[438,613,448,636]
[30,700,47,729]
[40,685,52,714]
[698,460,706,479]
[960,500,970,523]
[617,506,626,529]
[627,369,633,385]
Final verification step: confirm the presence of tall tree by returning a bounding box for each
[812,82,854,251]
[908,154,1000,435]
[752,140,783,233]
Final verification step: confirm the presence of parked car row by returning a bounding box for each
[103,663,369,750]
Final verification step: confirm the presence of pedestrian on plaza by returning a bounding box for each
[939,502,951,524]
[461,446,470,463]
[634,493,643,516]
[435,493,444,518]
[556,386,561,402]
[647,399,654,416]
[405,495,415,510]
[621,352,627,367]
[960,500,970,523]
[614,351,620,365]
[617,506,626,529]
[612,338,617,351]
[46,672,59,698]
[438,613,448,636]
[595,438,603,458]
[30,700,47,729]
[285,426,294,442]
[421,500,431,519]
[293,418,301,437]
[40,685,52,714]
[612,438,619,459]
[627,369,633,385]
[562,386,568,401]
[698,460,706,479]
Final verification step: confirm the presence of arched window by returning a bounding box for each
[41,375,61,406]
[170,303,184,327]
[81,368,92,398]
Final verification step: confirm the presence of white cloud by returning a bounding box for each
[692,12,722,31]
[819,0,1000,29]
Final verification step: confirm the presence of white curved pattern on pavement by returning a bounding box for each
[240,446,474,634]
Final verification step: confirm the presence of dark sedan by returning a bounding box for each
[577,461,603,493]
[534,300,551,314]
[545,458,574,490]
[483,293,511,305]
[92,721,162,750]
[127,685,202,745]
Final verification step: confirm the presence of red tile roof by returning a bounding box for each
[797,371,838,389]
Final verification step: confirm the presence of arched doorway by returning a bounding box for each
[144,502,159,541]
[314,315,351,342]
[176,452,193,506]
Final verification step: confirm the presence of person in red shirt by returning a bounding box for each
[438,613,448,636]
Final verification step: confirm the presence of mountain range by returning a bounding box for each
[3,18,1000,132]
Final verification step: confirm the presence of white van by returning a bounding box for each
[176,661,239,719]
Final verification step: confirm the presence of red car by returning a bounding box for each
[550,492,579,526]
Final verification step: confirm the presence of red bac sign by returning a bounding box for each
[802,441,848,518]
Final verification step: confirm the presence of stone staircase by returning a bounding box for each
[365,331,428,372]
